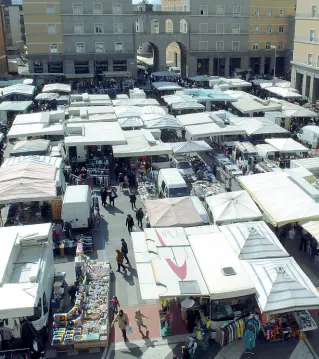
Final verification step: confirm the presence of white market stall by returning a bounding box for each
[169,141,212,154]
[42,83,71,94]
[10,139,51,156]
[185,122,245,140]
[176,112,214,127]
[143,116,183,130]
[238,172,319,227]
[2,84,36,98]
[13,112,51,126]
[118,117,144,129]
[35,93,60,101]
[114,106,146,118]
[265,87,302,99]
[112,98,160,107]
[265,138,309,155]
[230,118,289,137]
[291,157,319,176]
[205,190,263,225]
[231,97,282,115]
[170,102,206,116]
[7,123,64,140]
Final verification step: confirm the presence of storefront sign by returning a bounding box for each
[74,61,89,74]
[48,62,63,73]
[33,61,43,73]
[95,61,108,74]
[113,60,127,72]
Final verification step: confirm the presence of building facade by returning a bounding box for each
[0,5,8,75]
[291,0,319,103]
[24,0,295,79]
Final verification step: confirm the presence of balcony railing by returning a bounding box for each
[294,36,319,44]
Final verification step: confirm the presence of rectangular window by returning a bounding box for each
[279,8,285,16]
[74,23,83,34]
[278,41,284,50]
[112,3,122,14]
[48,24,56,34]
[309,29,315,42]
[216,5,225,15]
[216,23,224,34]
[252,42,259,50]
[76,42,85,53]
[254,7,260,16]
[232,41,240,51]
[317,55,319,67]
[233,6,241,15]
[267,8,273,16]
[312,5,317,18]
[199,5,208,15]
[216,41,224,51]
[95,42,104,52]
[200,23,208,33]
[49,43,58,53]
[279,25,284,33]
[265,41,271,49]
[114,42,123,52]
[94,23,103,33]
[232,23,240,33]
[73,3,82,14]
[113,23,123,34]
[93,3,102,14]
[46,4,55,14]
[308,53,313,65]
[113,60,127,71]
[199,41,208,51]
[267,25,273,33]
[253,24,259,33]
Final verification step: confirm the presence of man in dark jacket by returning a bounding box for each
[136,208,144,229]
[126,214,134,234]
[121,238,129,264]
[129,193,137,210]
[100,185,107,207]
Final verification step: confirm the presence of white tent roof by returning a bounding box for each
[35,93,59,101]
[144,116,183,129]
[265,138,309,153]
[65,122,126,146]
[265,87,302,99]
[85,106,115,115]
[219,221,289,260]
[132,228,209,300]
[230,117,289,136]
[170,140,212,154]
[185,123,245,139]
[11,139,50,155]
[13,112,50,126]
[171,102,205,111]
[152,82,183,91]
[242,257,319,314]
[7,123,64,139]
[113,129,172,157]
[232,97,282,114]
[112,98,160,107]
[140,113,176,126]
[118,117,144,129]
[42,83,71,93]
[205,190,262,225]
[270,99,318,118]
[220,78,252,88]
[238,172,319,227]
[2,84,35,97]
[291,157,319,174]
[114,106,145,118]
[143,105,166,115]
[145,196,204,227]
[176,112,214,126]
[163,94,196,105]
[225,90,252,100]
[189,233,255,299]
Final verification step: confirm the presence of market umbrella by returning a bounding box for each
[181,299,195,308]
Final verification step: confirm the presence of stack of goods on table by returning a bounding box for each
[261,313,299,342]
[138,181,156,202]
[293,311,318,332]
[191,180,225,200]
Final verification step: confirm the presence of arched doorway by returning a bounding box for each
[136,42,159,80]
[165,42,187,77]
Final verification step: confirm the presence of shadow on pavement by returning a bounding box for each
[120,342,143,357]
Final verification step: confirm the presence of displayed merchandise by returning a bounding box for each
[261,313,299,342]
[159,309,172,337]
[138,181,157,202]
[293,311,318,332]
[0,348,31,359]
[51,272,66,313]
[191,180,225,200]
[224,164,243,177]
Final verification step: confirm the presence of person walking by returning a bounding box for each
[121,238,130,264]
[299,233,308,252]
[109,187,117,207]
[119,173,125,191]
[116,249,126,272]
[135,309,147,330]
[126,214,134,234]
[136,208,144,229]
[129,193,137,210]
[100,185,107,207]
[110,296,120,314]
[111,309,129,342]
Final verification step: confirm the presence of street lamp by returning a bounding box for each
[270,45,276,79]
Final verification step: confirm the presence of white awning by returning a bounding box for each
[118,117,144,129]
[170,140,212,154]
[265,138,309,153]
[2,84,35,97]
[42,83,71,93]
[176,112,214,127]
[7,123,64,139]
[13,112,50,126]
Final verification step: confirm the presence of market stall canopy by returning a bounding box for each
[205,190,262,225]
[220,78,252,88]
[265,138,309,153]
[271,99,318,118]
[13,112,50,126]
[238,172,319,227]
[169,140,212,154]
[65,122,126,146]
[35,93,59,101]
[143,105,166,115]
[230,118,289,136]
[2,84,36,97]
[242,257,319,314]
[140,113,176,127]
[112,129,172,158]
[0,101,33,112]
[0,79,33,88]
[232,97,282,114]
[219,221,288,260]
[171,102,205,111]
[188,233,255,299]
[152,82,183,91]
[144,116,183,129]
[10,139,50,156]
[114,106,145,118]
[188,76,218,82]
[259,80,291,89]
[131,228,209,300]
[145,196,204,227]
[185,122,245,139]
[112,98,160,107]
[118,117,144,129]
[224,90,252,100]
[264,87,302,99]
[163,94,196,105]
[291,157,319,176]
[116,94,129,99]
[152,71,180,78]
[195,89,238,103]
[42,83,71,93]
[7,123,64,139]
[176,112,214,127]
[0,162,57,203]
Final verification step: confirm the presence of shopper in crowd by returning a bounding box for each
[135,309,147,330]
[288,226,296,241]
[182,346,190,359]
[121,238,130,264]
[68,283,78,305]
[109,187,117,207]
[119,173,125,191]
[116,249,126,272]
[129,192,137,210]
[299,232,308,252]
[136,208,144,229]
[100,185,107,207]
[114,163,120,182]
[110,296,120,314]
[111,309,129,342]
[126,214,135,234]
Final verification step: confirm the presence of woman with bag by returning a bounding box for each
[111,309,129,341]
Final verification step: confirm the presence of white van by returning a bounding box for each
[297,125,319,149]
[169,67,181,75]
[157,168,189,198]
[62,185,92,228]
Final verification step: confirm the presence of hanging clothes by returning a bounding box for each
[244,329,256,351]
